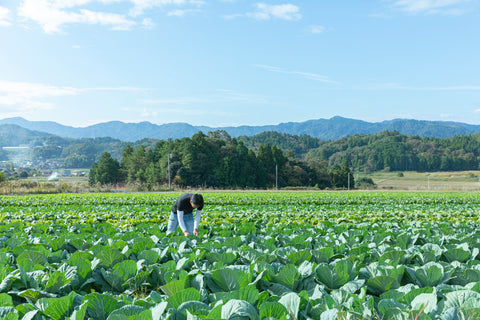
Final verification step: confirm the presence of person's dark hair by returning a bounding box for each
[191,193,204,207]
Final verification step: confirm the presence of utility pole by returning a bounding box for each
[275,164,278,190]
[168,153,172,191]
[348,172,350,191]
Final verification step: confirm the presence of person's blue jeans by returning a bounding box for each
[166,212,194,235]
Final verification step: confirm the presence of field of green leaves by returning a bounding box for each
[0,192,480,320]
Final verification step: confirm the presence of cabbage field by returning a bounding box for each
[0,192,480,320]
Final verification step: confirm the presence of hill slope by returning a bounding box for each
[0,124,50,147]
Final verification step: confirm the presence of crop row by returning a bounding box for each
[1,192,480,226]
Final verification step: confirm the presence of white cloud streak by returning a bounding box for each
[142,97,199,104]
[0,80,81,99]
[391,0,472,15]
[0,6,12,26]
[247,3,301,21]
[254,64,337,84]
[0,80,81,112]
[0,80,145,112]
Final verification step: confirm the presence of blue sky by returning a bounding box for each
[0,0,479,128]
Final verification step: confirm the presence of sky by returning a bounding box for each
[0,0,479,128]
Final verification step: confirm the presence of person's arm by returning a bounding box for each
[193,210,202,236]
[177,210,189,236]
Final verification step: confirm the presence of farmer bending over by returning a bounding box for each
[166,193,204,236]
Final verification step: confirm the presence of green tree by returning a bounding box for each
[120,144,134,182]
[91,152,121,184]
[330,159,354,189]
[330,164,343,188]
[63,154,92,168]
[258,144,282,187]
[32,145,62,160]
[88,163,97,185]
[305,158,331,189]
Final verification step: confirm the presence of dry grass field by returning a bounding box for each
[359,170,480,191]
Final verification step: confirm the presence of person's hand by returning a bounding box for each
[183,230,190,236]
[193,229,199,236]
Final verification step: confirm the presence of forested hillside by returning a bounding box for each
[89,131,342,189]
[307,131,480,172]
[238,131,321,156]
[241,130,480,173]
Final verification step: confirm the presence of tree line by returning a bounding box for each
[88,129,480,189]
[89,131,353,189]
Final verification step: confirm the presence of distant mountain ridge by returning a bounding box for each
[1,116,480,142]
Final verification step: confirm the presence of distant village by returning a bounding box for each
[0,162,87,180]
[0,146,87,180]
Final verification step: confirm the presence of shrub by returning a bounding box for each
[356,177,376,189]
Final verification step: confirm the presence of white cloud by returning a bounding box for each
[84,86,149,92]
[0,80,81,99]
[309,25,325,34]
[141,17,154,28]
[0,6,12,26]
[391,0,472,14]
[247,3,302,21]
[0,80,146,113]
[18,0,136,33]
[18,0,204,33]
[0,80,81,112]
[142,97,198,104]
[128,0,186,17]
[79,9,136,30]
[221,13,243,19]
[167,8,200,16]
[254,64,337,84]
[128,0,204,16]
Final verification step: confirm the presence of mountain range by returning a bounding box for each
[1,116,480,142]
